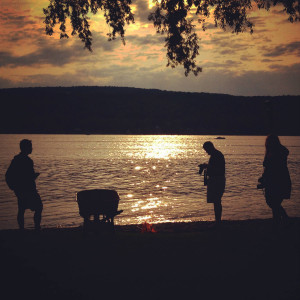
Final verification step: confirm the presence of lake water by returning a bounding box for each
[0,134,299,230]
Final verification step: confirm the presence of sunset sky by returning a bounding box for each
[0,0,300,96]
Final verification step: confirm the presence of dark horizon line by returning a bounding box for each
[1,85,299,98]
[1,132,299,137]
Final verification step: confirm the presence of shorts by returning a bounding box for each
[15,190,43,211]
[207,176,225,204]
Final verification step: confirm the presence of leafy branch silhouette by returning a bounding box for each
[43,0,299,76]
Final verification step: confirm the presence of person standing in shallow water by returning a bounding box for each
[5,139,43,230]
[260,135,291,229]
[201,141,226,225]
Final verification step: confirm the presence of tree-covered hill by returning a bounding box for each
[0,86,299,135]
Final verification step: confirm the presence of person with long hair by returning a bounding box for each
[261,134,291,229]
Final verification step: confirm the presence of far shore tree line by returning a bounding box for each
[0,86,299,135]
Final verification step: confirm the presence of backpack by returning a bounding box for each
[5,160,17,190]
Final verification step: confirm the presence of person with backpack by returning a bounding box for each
[5,139,43,230]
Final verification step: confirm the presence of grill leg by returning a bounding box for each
[94,214,100,222]
[110,217,115,233]
[83,217,90,232]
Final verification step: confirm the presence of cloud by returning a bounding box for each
[261,58,282,63]
[0,7,44,46]
[121,62,300,96]
[0,73,86,88]
[1,0,299,97]
[263,41,300,57]
[0,44,79,67]
[174,63,300,96]
[2,61,300,96]
[248,16,267,28]
[0,31,121,68]
[206,35,248,49]
[133,0,154,24]
[203,60,242,69]
[240,54,256,61]
[87,34,122,53]
[202,23,217,30]
[0,28,41,44]
[203,35,250,55]
[0,76,15,88]
[0,9,36,27]
[126,34,165,46]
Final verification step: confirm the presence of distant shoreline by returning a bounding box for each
[1,133,300,136]
[1,86,299,135]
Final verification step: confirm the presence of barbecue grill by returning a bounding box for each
[77,189,123,232]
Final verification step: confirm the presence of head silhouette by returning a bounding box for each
[203,141,215,155]
[20,139,32,155]
[265,134,281,153]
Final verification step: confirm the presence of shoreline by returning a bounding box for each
[1,218,300,299]
[1,217,299,233]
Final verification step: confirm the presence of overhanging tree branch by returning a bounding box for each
[43,0,134,50]
[43,0,299,75]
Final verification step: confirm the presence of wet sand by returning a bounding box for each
[1,218,300,300]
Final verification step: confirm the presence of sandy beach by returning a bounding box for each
[1,218,300,300]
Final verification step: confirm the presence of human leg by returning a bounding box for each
[15,193,25,229]
[279,205,288,219]
[276,197,288,219]
[208,177,225,224]
[266,195,282,229]
[17,206,25,229]
[271,205,281,226]
[33,195,43,230]
[34,205,43,230]
[214,200,222,224]
[276,198,290,228]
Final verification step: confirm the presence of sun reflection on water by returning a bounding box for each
[2,134,300,230]
[141,136,186,159]
[122,136,194,223]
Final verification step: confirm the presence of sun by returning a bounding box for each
[149,0,161,9]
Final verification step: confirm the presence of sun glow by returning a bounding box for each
[149,0,161,9]
[143,136,185,159]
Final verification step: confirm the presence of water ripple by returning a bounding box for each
[0,134,299,229]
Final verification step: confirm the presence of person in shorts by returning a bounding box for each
[5,139,43,230]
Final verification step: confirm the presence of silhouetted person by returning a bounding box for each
[201,141,225,225]
[261,135,291,229]
[5,139,43,230]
